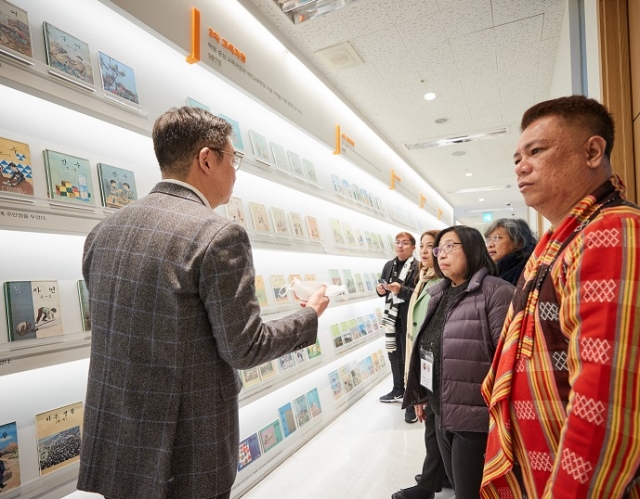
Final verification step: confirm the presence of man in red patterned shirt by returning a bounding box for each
[481,96,640,498]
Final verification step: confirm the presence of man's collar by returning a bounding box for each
[160,179,211,209]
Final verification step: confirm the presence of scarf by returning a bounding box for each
[381,256,415,352]
[480,177,625,498]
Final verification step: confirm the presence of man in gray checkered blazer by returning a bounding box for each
[77,107,329,499]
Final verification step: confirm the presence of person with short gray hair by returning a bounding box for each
[483,218,536,285]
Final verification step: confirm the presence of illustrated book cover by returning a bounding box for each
[328,269,342,287]
[43,22,94,84]
[347,318,360,341]
[329,218,346,246]
[358,359,369,381]
[0,136,33,196]
[305,216,322,242]
[341,269,356,294]
[97,163,137,209]
[0,0,31,57]
[293,347,308,364]
[278,402,297,438]
[330,323,343,349]
[293,394,311,428]
[338,365,354,393]
[258,360,277,381]
[328,369,344,401]
[240,367,261,388]
[287,151,305,180]
[218,114,244,152]
[238,433,261,471]
[4,280,63,341]
[339,321,353,344]
[77,279,90,331]
[356,316,368,338]
[254,275,269,307]
[225,197,248,229]
[258,420,283,453]
[302,159,318,184]
[288,211,307,240]
[269,275,289,305]
[277,352,296,372]
[248,130,271,165]
[248,201,271,233]
[350,360,363,387]
[35,401,83,476]
[353,273,365,293]
[270,207,290,237]
[43,150,95,205]
[270,142,289,174]
[342,221,356,246]
[0,420,20,492]
[98,52,139,104]
[306,387,322,418]
[288,274,303,302]
[306,338,322,359]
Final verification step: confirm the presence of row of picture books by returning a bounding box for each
[330,173,385,215]
[3,280,89,343]
[0,136,138,209]
[239,339,322,389]
[0,402,83,494]
[330,309,383,351]
[237,386,322,472]
[329,350,388,402]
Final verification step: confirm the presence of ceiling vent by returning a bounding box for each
[314,41,364,71]
[404,127,508,151]
[274,0,362,24]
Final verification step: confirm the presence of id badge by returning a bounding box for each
[420,349,434,392]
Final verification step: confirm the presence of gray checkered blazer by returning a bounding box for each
[77,182,318,498]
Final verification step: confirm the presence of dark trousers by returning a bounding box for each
[435,414,488,499]
[388,316,407,391]
[417,404,446,492]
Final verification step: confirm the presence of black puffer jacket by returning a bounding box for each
[403,268,514,432]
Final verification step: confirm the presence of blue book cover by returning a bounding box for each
[306,387,322,419]
[278,402,297,438]
[97,163,137,209]
[238,433,261,471]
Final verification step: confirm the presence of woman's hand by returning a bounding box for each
[415,404,426,423]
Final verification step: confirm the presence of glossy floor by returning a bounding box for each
[240,375,456,499]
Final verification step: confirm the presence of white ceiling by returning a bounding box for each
[244,0,567,230]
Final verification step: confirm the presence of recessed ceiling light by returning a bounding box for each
[465,171,473,177]
[435,117,448,124]
[424,92,437,101]
[452,151,466,157]
[479,198,485,202]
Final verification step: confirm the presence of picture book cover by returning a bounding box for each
[363,273,374,292]
[363,231,374,249]
[186,97,210,111]
[339,320,352,344]
[240,367,261,388]
[354,228,367,249]
[365,356,376,376]
[338,365,354,393]
[350,360,363,387]
[305,216,322,242]
[371,351,381,371]
[302,159,317,184]
[0,136,33,196]
[351,182,363,204]
[342,269,356,294]
[270,142,289,174]
[328,370,343,401]
[77,280,90,331]
[329,218,346,246]
[306,338,322,359]
[356,316,368,337]
[254,275,269,307]
[238,433,261,471]
[360,187,372,208]
[43,150,95,206]
[277,352,296,372]
[364,314,376,335]
[97,163,137,209]
[303,274,316,281]
[342,221,356,246]
[347,318,360,341]
[328,269,342,286]
[288,212,307,240]
[98,52,139,104]
[258,420,283,453]
[5,280,63,341]
[225,197,248,229]
[287,151,305,180]
[330,174,345,197]
[287,274,302,302]
[270,207,291,237]
[269,275,289,305]
[358,359,369,381]
[258,360,277,381]
[306,387,322,418]
[353,273,365,293]
[278,402,297,438]
[35,401,83,476]
[0,0,31,57]
[293,347,308,364]
[248,202,271,233]
[293,394,311,428]
[330,323,343,348]
[375,233,386,251]
[375,307,383,323]
[218,114,244,152]
[341,178,353,201]
[378,349,387,368]
[43,22,94,84]
[0,420,20,492]
[248,130,271,165]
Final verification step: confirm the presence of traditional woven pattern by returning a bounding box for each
[481,177,640,499]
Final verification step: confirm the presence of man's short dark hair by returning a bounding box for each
[152,107,233,179]
[433,225,497,281]
[395,231,416,246]
[521,95,615,159]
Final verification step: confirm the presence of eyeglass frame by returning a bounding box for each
[432,242,462,257]
[213,148,243,171]
[485,235,505,245]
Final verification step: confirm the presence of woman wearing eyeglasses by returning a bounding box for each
[484,218,537,286]
[401,226,514,499]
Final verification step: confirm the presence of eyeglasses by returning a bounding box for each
[485,235,505,245]
[394,241,413,247]
[215,149,243,171]
[432,242,462,257]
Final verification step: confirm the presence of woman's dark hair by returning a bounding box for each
[433,226,497,281]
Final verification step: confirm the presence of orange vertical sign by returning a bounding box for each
[390,169,401,190]
[186,7,201,64]
[333,125,341,155]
